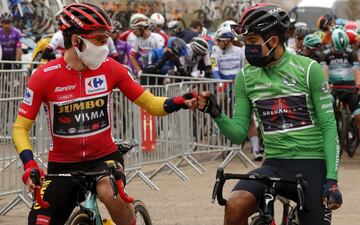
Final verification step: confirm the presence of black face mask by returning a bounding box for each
[245,37,276,68]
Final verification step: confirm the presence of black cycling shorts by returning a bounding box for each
[233,158,332,225]
[28,151,124,225]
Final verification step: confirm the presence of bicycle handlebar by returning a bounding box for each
[30,169,49,209]
[211,167,307,209]
[31,160,135,208]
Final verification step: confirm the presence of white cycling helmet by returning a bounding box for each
[167,20,181,31]
[129,13,150,28]
[150,13,165,26]
[215,26,234,40]
[190,37,209,55]
[220,20,237,29]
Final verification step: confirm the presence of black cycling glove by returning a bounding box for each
[200,94,222,118]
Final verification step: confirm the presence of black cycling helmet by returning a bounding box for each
[295,26,310,39]
[0,12,13,22]
[317,14,335,32]
[58,3,112,32]
[233,3,290,38]
[111,20,123,33]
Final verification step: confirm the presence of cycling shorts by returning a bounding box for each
[28,151,124,225]
[233,158,331,225]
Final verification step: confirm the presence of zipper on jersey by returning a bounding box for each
[78,72,86,160]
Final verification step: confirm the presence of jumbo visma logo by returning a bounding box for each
[57,99,105,113]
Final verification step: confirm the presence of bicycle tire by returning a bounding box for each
[66,211,94,225]
[335,109,347,156]
[133,200,152,225]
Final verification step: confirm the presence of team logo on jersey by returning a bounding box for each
[23,88,34,106]
[52,95,110,137]
[255,94,313,133]
[282,74,296,87]
[85,75,107,95]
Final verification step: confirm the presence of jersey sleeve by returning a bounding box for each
[130,39,139,56]
[110,60,167,115]
[308,61,339,180]
[203,53,211,66]
[210,50,220,79]
[213,69,252,144]
[15,29,22,49]
[18,70,46,120]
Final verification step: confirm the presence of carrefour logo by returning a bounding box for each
[85,75,107,95]
[23,88,33,106]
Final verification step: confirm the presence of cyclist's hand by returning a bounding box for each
[164,92,198,113]
[322,179,343,210]
[22,160,45,193]
[198,91,222,118]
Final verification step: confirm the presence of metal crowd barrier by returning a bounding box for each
[0,67,256,215]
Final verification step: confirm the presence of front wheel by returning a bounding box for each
[66,211,94,225]
[133,200,152,225]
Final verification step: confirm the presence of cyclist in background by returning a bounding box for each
[143,37,188,84]
[13,3,197,225]
[293,23,310,54]
[317,14,336,46]
[198,4,342,225]
[119,18,137,47]
[110,20,131,67]
[320,28,360,127]
[167,20,185,38]
[181,37,212,78]
[302,33,323,63]
[181,19,202,43]
[211,26,262,161]
[129,13,165,78]
[0,12,22,69]
[150,12,169,46]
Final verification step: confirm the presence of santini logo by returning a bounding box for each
[85,75,107,94]
[55,84,76,92]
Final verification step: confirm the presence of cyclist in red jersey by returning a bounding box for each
[12,3,197,225]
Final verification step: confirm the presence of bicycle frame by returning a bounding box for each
[212,167,305,225]
[82,190,104,224]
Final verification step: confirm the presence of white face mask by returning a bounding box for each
[75,36,109,70]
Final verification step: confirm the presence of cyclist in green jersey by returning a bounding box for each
[198,4,342,225]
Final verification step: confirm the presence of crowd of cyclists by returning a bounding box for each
[2,4,360,160]
[0,2,352,224]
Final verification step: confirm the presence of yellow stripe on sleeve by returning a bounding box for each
[13,115,34,154]
[134,90,168,116]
